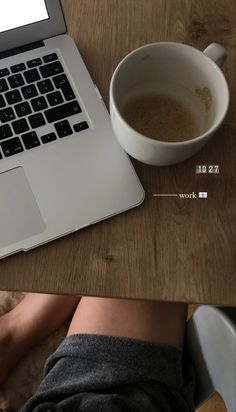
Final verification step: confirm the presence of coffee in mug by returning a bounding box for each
[120,92,201,142]
[110,42,229,166]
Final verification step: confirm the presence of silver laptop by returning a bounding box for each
[0,0,144,259]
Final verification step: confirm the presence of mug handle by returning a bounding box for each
[203,43,227,68]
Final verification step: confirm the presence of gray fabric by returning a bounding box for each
[20,334,195,411]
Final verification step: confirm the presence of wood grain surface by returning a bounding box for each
[0,0,235,305]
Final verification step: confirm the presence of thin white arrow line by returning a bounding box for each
[153,194,178,197]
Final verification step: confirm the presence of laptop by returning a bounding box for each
[0,0,144,259]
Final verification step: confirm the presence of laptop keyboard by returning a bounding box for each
[0,52,89,160]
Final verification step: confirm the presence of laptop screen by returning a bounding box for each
[0,0,66,54]
[0,0,49,33]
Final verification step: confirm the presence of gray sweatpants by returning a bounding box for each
[20,334,195,411]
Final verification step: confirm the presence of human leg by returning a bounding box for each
[19,297,192,411]
[0,293,80,386]
[68,297,187,349]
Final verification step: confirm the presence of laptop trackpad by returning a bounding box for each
[0,167,46,249]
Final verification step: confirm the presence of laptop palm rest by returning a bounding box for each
[0,167,45,249]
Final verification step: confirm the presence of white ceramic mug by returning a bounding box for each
[109,42,229,166]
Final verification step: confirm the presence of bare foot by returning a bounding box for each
[0,313,23,388]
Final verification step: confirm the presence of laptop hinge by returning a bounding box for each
[0,40,45,60]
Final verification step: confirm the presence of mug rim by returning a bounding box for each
[110,41,230,146]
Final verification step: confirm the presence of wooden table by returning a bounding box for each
[0,0,235,306]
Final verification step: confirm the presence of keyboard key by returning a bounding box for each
[73,121,89,133]
[61,83,75,101]
[15,101,32,117]
[55,120,73,138]
[8,73,25,88]
[0,79,9,92]
[5,89,22,105]
[1,137,23,157]
[46,91,63,106]
[0,124,13,140]
[0,95,6,108]
[43,53,58,63]
[28,113,46,129]
[53,74,75,101]
[31,96,48,112]
[12,118,29,134]
[39,61,63,78]
[11,63,26,73]
[22,131,40,149]
[53,74,68,88]
[41,132,57,144]
[0,107,15,123]
[37,79,54,94]
[27,58,42,68]
[24,69,40,83]
[44,101,81,123]
[21,84,38,99]
[0,68,9,78]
